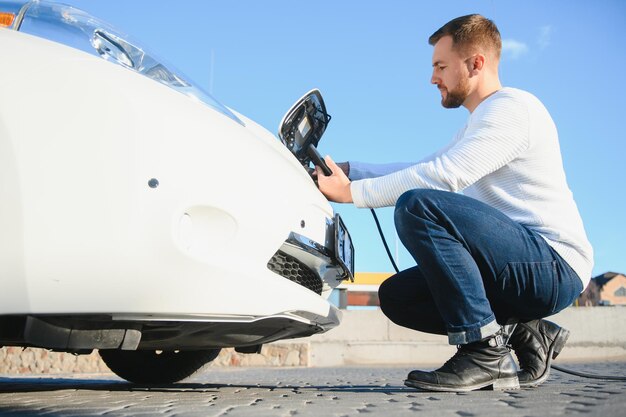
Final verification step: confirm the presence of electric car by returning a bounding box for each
[0,1,353,383]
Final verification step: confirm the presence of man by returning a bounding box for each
[317,14,593,392]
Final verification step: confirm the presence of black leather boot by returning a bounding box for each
[404,333,519,392]
[508,319,569,388]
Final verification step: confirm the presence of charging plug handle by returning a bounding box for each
[307,144,332,176]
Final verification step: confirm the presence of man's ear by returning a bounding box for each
[469,54,486,75]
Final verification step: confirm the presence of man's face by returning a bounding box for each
[431,36,471,109]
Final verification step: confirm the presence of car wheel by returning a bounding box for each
[99,348,221,384]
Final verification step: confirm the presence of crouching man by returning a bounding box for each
[316,14,593,392]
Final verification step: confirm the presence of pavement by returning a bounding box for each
[0,362,625,417]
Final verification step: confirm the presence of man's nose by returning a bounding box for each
[430,70,439,85]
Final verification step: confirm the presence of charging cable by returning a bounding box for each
[370,209,399,273]
[369,208,626,381]
[550,364,626,381]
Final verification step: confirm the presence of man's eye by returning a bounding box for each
[439,66,446,71]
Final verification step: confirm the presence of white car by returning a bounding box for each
[0,1,353,383]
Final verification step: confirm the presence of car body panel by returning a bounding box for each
[0,1,350,351]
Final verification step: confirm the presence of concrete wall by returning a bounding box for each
[306,307,626,366]
[1,307,624,375]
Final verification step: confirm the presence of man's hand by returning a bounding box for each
[316,156,353,203]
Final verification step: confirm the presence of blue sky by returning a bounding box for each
[65,0,625,278]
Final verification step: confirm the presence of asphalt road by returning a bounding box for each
[1,363,625,417]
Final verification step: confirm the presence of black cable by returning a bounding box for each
[551,364,626,381]
[370,208,399,273]
[370,209,625,381]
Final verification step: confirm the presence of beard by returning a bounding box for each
[440,76,470,108]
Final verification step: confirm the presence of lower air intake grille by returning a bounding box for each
[267,251,323,295]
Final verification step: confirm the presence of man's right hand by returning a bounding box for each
[316,156,353,204]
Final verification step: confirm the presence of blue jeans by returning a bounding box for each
[379,189,582,345]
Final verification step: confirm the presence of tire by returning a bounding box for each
[99,348,221,384]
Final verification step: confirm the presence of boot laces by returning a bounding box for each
[438,345,472,373]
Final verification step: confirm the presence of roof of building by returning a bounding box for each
[592,271,625,288]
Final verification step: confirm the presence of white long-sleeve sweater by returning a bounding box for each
[349,87,593,288]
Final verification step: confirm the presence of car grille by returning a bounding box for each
[267,251,323,295]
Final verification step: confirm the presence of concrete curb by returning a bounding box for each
[1,307,624,375]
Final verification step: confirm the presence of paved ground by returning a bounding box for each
[0,362,624,417]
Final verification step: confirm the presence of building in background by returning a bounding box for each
[576,272,626,306]
[330,272,391,309]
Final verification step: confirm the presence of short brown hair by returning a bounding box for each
[429,14,501,59]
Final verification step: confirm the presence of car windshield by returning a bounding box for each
[13,0,242,124]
